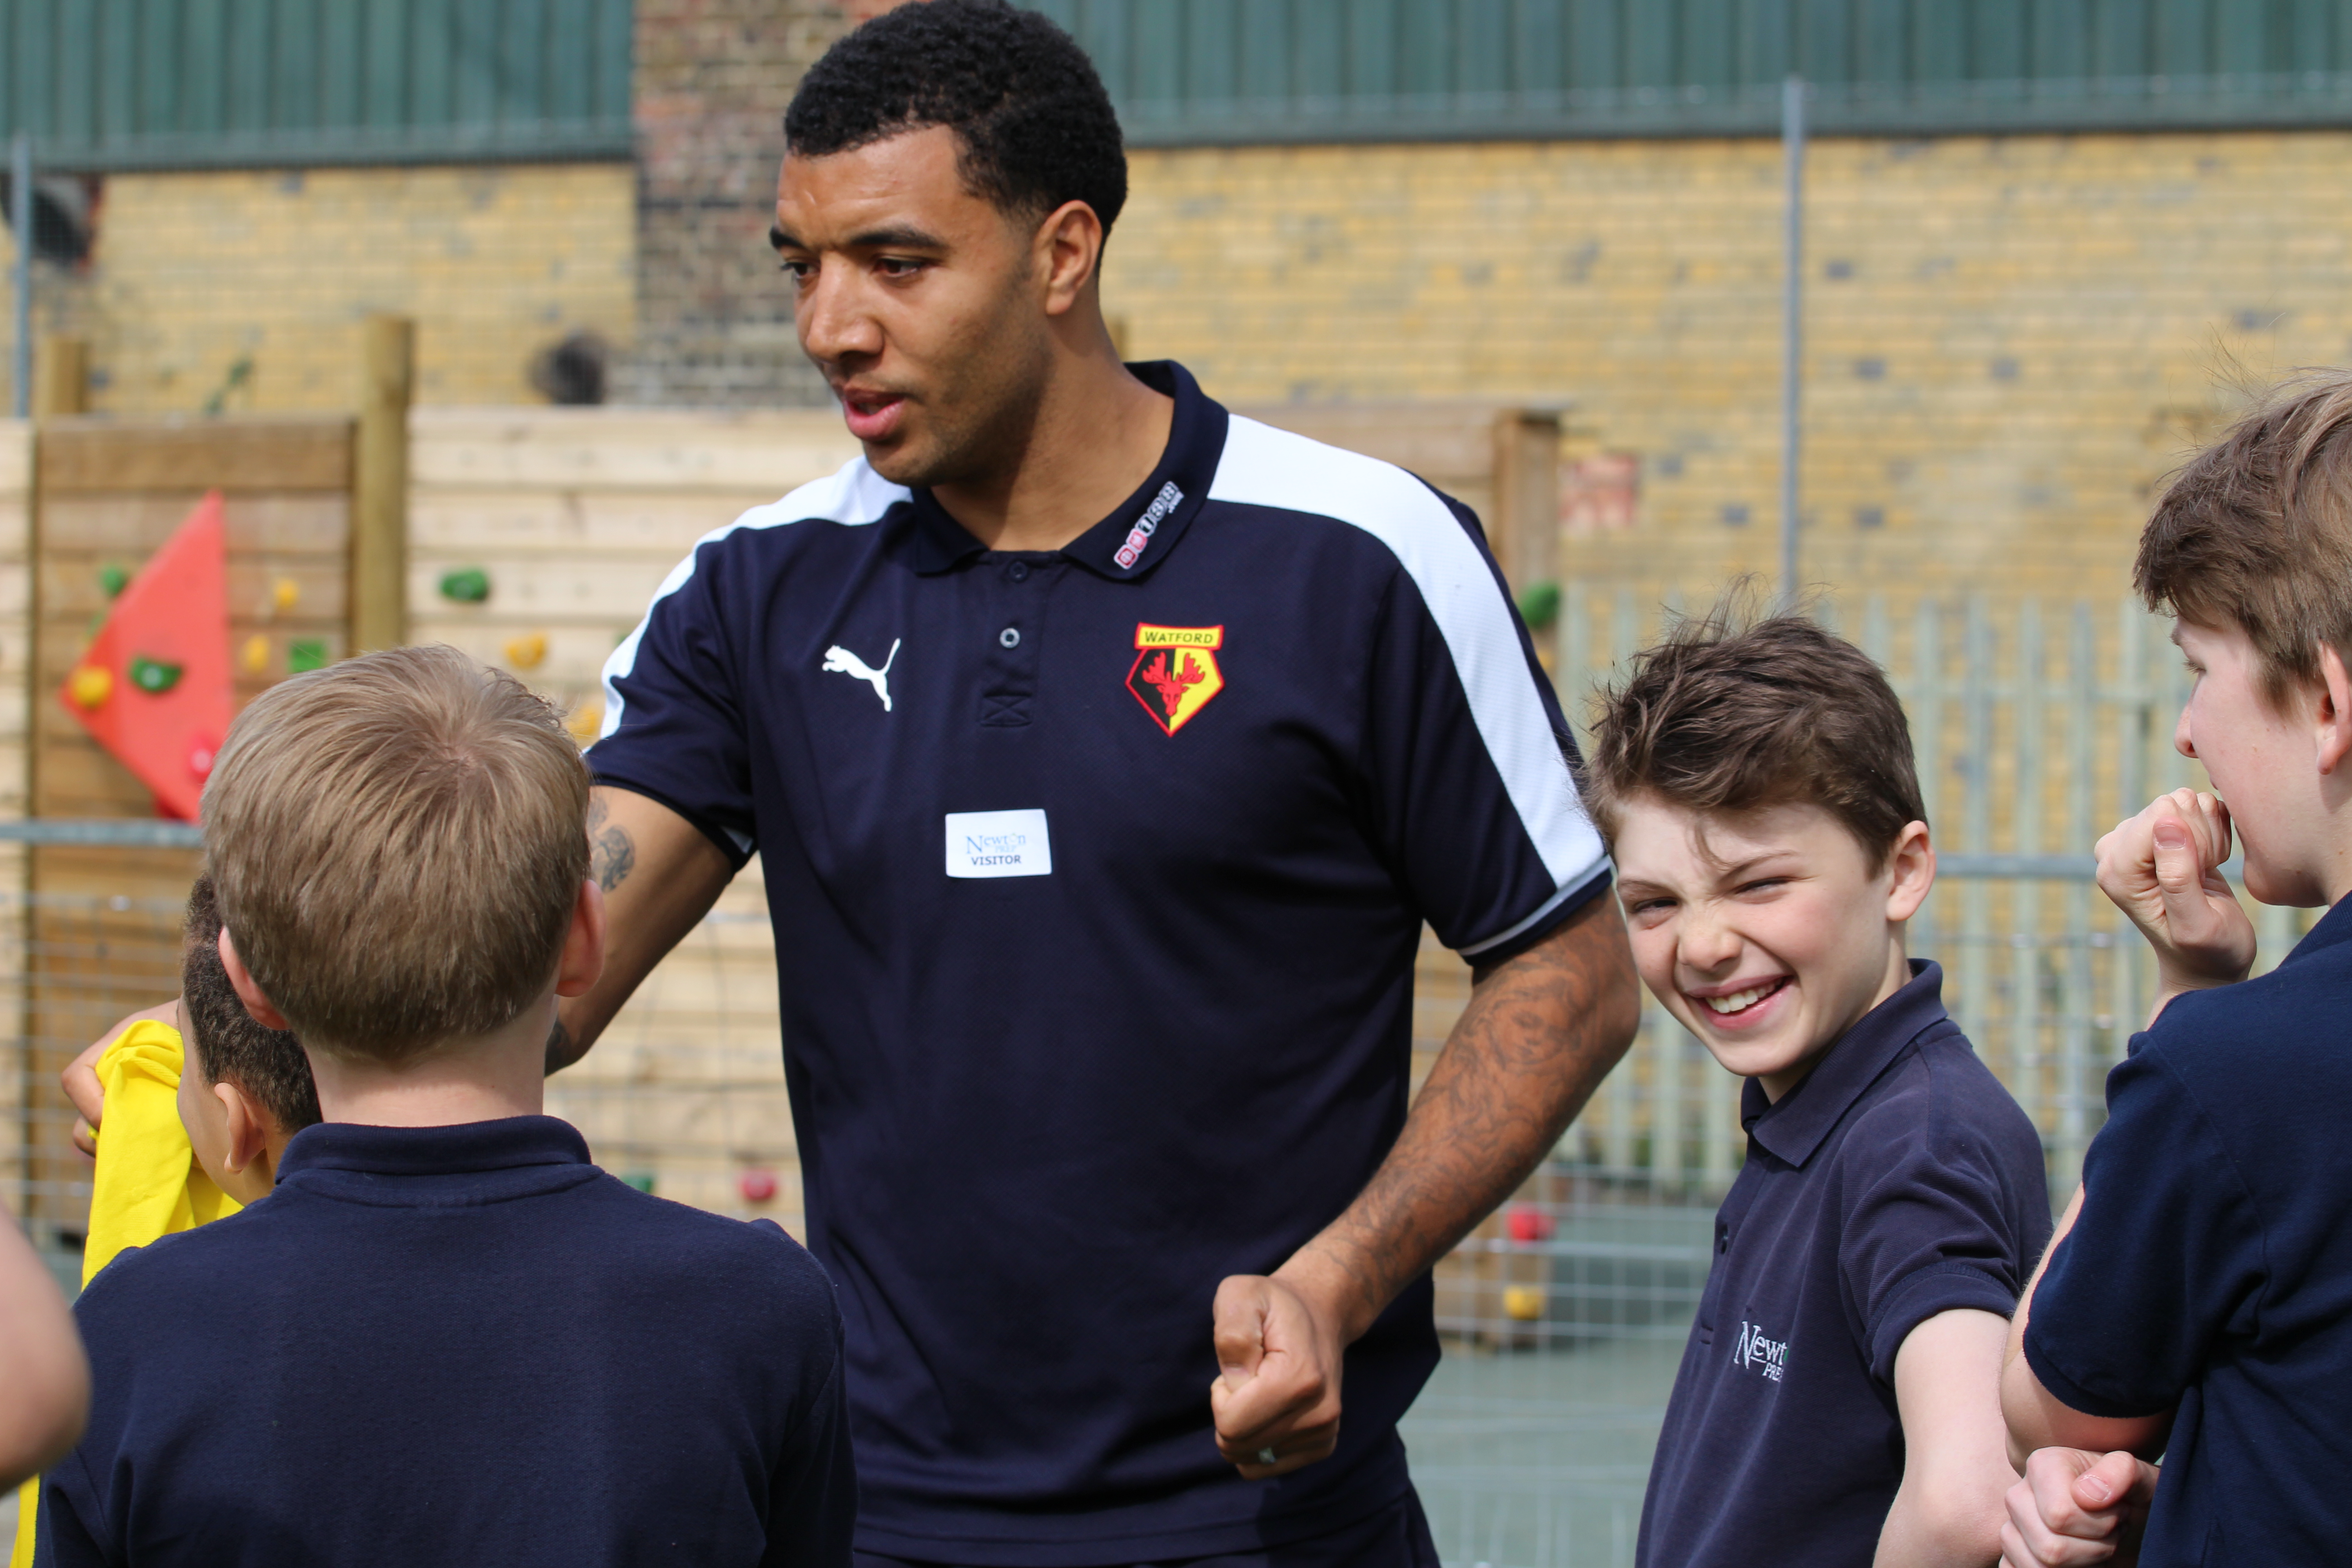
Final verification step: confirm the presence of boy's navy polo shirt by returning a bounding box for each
[37,1117,852,1568]
[588,361,1610,1564]
[1638,964,2051,1568]
[2025,897,2352,1566]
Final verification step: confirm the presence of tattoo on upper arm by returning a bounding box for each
[587,795,637,893]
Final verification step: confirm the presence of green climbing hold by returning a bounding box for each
[438,568,491,604]
[98,564,129,600]
[128,657,183,694]
[1515,580,1562,632]
[287,639,328,673]
[620,1171,657,1195]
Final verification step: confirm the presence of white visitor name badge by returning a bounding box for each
[944,809,1053,879]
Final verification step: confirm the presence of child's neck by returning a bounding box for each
[304,1000,551,1128]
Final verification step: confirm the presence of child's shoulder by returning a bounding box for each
[587,1178,838,1320]
[1842,1022,2043,1172]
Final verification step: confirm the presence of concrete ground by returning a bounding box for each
[1401,1330,1683,1568]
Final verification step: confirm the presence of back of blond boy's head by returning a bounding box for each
[202,644,589,1064]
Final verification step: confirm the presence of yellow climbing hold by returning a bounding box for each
[1502,1286,1545,1323]
[68,666,113,710]
[505,632,549,670]
[565,697,603,745]
[241,634,270,674]
[272,577,299,611]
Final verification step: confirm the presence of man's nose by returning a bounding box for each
[798,265,883,365]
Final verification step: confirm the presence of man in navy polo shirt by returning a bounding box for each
[559,5,1641,1566]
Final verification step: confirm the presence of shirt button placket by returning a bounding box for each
[980,559,1045,727]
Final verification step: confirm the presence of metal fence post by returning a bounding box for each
[10,133,30,421]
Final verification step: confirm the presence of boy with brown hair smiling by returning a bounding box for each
[34,646,853,1568]
[2000,375,2352,1566]
[1591,612,2050,1568]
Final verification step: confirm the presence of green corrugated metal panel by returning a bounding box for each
[1021,0,2352,142]
[0,0,631,171]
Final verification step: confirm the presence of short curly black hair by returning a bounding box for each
[784,0,1126,233]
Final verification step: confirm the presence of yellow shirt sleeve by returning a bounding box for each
[11,1019,242,1567]
[80,1019,240,1286]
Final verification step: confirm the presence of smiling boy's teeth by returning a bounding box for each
[1704,984,1774,1014]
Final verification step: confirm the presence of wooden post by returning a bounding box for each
[351,315,413,654]
[31,336,86,420]
[1491,409,1561,595]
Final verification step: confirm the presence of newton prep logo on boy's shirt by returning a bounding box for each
[1733,1320,1788,1382]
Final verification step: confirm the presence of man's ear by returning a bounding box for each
[1883,821,1937,924]
[555,878,608,1000]
[216,928,292,1031]
[212,1080,272,1176]
[2315,642,2352,776]
[1034,198,1104,317]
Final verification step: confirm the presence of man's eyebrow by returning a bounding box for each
[767,223,951,253]
[846,224,950,251]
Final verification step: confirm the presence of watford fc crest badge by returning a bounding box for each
[1127,623,1225,735]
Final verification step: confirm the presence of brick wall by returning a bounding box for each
[1107,129,2352,599]
[620,0,911,407]
[1,163,636,415]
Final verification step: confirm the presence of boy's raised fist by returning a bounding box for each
[2095,788,2255,1017]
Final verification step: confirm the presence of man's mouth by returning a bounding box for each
[1693,977,1791,1018]
[838,389,908,441]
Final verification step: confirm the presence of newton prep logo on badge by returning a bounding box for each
[1126,624,1225,735]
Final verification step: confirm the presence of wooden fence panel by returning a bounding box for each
[21,416,353,1234]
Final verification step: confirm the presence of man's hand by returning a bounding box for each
[2094,788,2254,1019]
[1999,1448,2158,1567]
[1204,895,1638,1479]
[1209,1264,1347,1478]
[61,1000,180,1156]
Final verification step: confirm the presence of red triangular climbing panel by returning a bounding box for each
[59,490,234,822]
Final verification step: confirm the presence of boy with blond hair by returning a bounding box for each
[34,646,853,1568]
[1589,612,2050,1568]
[2001,375,2352,1565]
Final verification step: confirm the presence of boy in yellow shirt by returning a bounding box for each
[10,876,314,1565]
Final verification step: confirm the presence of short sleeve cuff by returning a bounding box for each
[1866,1260,2020,1383]
[2020,1321,2177,1421]
[588,771,757,871]
[1456,866,1613,967]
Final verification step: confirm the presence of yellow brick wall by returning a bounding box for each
[1,162,636,415]
[1107,129,2352,601]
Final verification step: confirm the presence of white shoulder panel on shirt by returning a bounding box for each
[1207,416,1609,951]
[600,457,909,741]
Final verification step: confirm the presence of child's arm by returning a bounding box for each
[0,1215,86,1490]
[1874,1308,2017,1568]
[2000,1188,2173,1465]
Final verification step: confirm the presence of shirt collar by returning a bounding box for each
[278,1114,593,1181]
[1739,960,1953,1169]
[2280,892,2352,965]
[905,360,1229,580]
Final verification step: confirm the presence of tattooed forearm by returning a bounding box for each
[1290,893,1641,1343]
[587,794,637,893]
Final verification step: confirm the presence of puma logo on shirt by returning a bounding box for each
[823,639,900,711]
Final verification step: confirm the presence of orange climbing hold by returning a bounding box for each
[58,490,233,822]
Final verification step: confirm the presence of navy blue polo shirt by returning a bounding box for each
[36,1117,852,1568]
[2024,897,2352,1566]
[1637,963,2050,1568]
[589,361,1610,1564]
